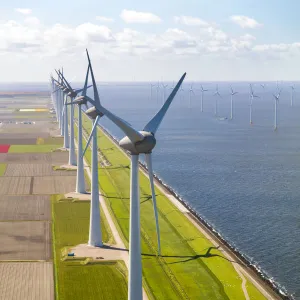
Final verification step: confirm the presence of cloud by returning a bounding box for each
[174,16,209,27]
[120,9,161,24]
[24,17,40,26]
[96,16,114,23]
[230,15,262,29]
[76,23,114,42]
[15,8,32,15]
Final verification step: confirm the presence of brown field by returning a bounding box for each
[33,176,76,194]
[0,262,54,300]
[0,221,51,260]
[0,177,31,195]
[0,133,49,139]
[0,138,37,145]
[0,152,69,164]
[5,164,76,177]
[0,195,50,221]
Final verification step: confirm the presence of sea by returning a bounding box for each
[4,81,300,298]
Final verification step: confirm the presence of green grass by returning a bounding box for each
[51,194,124,299]
[9,144,59,153]
[37,137,63,145]
[0,164,6,176]
[246,280,267,300]
[76,112,267,300]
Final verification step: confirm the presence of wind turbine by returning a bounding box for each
[57,70,92,166]
[72,65,92,193]
[200,84,208,112]
[188,83,195,108]
[229,85,238,120]
[249,84,259,125]
[214,84,222,116]
[290,84,295,107]
[81,50,104,247]
[92,68,186,300]
[150,83,156,101]
[273,89,281,131]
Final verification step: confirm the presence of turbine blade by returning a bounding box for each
[143,72,186,134]
[95,105,144,143]
[145,153,161,255]
[75,84,93,94]
[86,49,101,109]
[82,65,90,97]
[82,115,100,157]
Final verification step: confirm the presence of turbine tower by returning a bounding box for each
[150,83,156,101]
[188,83,195,109]
[161,82,168,103]
[92,70,186,300]
[249,84,259,125]
[290,85,295,107]
[260,83,266,101]
[229,85,238,120]
[214,84,221,116]
[273,89,281,131]
[200,84,208,112]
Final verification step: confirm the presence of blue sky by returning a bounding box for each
[0,0,299,82]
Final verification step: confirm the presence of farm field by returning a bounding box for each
[0,221,51,260]
[0,195,50,221]
[4,164,76,176]
[9,144,59,153]
[0,152,69,164]
[33,176,77,194]
[0,262,54,300]
[0,177,31,195]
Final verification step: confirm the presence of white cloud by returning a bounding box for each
[76,23,114,42]
[15,8,32,15]
[24,17,40,26]
[230,15,262,29]
[120,9,161,24]
[96,16,114,23]
[174,16,209,27]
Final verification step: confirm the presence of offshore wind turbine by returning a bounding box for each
[150,83,156,101]
[57,70,92,165]
[229,85,238,120]
[273,89,281,131]
[200,84,208,112]
[214,84,222,116]
[93,71,186,300]
[188,83,195,108]
[161,82,168,103]
[249,84,259,125]
[290,85,295,107]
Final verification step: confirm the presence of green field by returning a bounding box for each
[9,144,59,153]
[51,195,126,299]
[75,112,267,300]
[0,164,6,176]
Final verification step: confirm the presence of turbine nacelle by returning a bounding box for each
[85,106,104,120]
[73,95,88,105]
[67,90,78,98]
[119,131,156,155]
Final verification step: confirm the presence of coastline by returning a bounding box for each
[99,123,293,300]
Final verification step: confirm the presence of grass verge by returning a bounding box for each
[9,144,59,153]
[0,164,7,176]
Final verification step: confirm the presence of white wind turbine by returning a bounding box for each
[273,88,281,131]
[188,83,195,108]
[214,84,222,116]
[229,85,238,120]
[249,84,259,125]
[150,83,156,101]
[57,70,92,166]
[260,83,266,101]
[290,84,295,107]
[93,70,186,300]
[81,50,105,247]
[200,85,208,112]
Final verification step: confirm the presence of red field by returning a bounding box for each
[0,145,10,153]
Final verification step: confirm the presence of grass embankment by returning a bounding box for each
[51,195,127,300]
[0,164,6,176]
[77,113,266,300]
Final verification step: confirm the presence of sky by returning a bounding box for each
[0,0,300,82]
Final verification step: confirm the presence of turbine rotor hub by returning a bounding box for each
[85,106,104,120]
[119,131,156,155]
